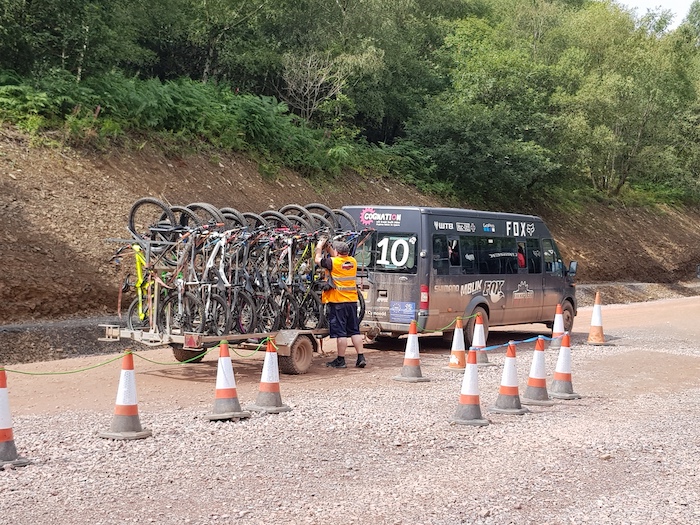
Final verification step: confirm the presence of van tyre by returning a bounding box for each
[466,306,489,347]
[562,301,575,333]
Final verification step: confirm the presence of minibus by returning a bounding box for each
[343,206,577,344]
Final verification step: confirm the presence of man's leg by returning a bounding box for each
[336,336,348,358]
[350,334,366,368]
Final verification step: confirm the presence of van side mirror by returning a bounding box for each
[568,260,577,277]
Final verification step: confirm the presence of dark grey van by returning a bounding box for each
[343,206,577,344]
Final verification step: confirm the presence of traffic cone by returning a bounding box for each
[247,339,292,413]
[472,313,495,367]
[450,349,489,427]
[0,368,31,467]
[587,292,607,345]
[521,336,554,406]
[99,351,152,440]
[549,304,565,350]
[206,341,251,421]
[490,341,529,415]
[444,317,466,371]
[550,333,582,400]
[393,320,430,382]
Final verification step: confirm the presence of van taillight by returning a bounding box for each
[420,285,429,309]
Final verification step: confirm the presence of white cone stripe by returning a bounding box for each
[451,327,465,351]
[115,370,138,406]
[261,351,280,383]
[472,324,485,348]
[591,305,603,327]
[501,357,519,387]
[449,354,461,365]
[529,353,547,379]
[553,313,564,333]
[0,389,12,429]
[216,356,237,389]
[405,335,420,359]
[555,347,572,373]
[460,365,480,396]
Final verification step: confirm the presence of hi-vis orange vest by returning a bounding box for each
[322,255,358,304]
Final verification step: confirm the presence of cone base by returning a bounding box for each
[206,410,252,421]
[451,417,489,427]
[476,362,497,367]
[584,340,613,346]
[443,366,465,372]
[393,375,430,383]
[0,456,31,468]
[521,397,555,406]
[489,406,529,414]
[246,403,292,414]
[550,391,582,400]
[98,429,152,440]
[522,386,554,406]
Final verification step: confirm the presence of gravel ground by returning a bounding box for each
[2,296,700,525]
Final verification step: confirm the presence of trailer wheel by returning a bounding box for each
[278,336,313,375]
[172,346,206,363]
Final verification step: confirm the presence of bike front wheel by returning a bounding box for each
[126,297,151,331]
[205,293,231,336]
[255,295,281,333]
[156,291,205,335]
[295,289,326,330]
[228,288,257,335]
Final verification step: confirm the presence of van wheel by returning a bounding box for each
[466,307,489,347]
[562,301,575,333]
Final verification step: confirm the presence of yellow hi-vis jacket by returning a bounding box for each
[322,255,358,304]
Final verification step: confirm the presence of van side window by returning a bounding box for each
[542,238,563,276]
[459,236,477,274]
[448,239,460,266]
[477,237,518,274]
[526,238,542,274]
[432,234,449,275]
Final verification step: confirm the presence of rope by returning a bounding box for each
[2,354,125,376]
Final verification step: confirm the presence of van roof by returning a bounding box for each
[342,205,543,222]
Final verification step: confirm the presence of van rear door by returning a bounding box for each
[344,207,421,333]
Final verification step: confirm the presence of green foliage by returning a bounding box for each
[0,0,700,208]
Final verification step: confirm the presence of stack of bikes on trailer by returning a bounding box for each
[112,198,369,340]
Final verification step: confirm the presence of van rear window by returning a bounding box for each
[355,232,417,274]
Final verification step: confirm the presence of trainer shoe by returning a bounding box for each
[326,357,347,368]
[356,356,366,368]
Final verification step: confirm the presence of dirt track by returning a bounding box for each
[4,296,700,416]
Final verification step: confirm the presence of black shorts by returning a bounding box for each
[326,302,360,339]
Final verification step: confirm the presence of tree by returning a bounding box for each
[551,2,696,195]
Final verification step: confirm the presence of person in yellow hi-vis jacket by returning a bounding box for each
[315,238,366,369]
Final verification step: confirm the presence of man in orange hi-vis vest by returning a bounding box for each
[315,238,366,369]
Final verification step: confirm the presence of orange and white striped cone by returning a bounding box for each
[0,368,31,468]
[444,317,466,371]
[550,333,582,400]
[450,349,489,427]
[247,339,291,414]
[472,313,495,367]
[490,341,529,415]
[393,320,430,382]
[99,351,152,440]
[521,336,554,406]
[549,304,565,350]
[206,341,251,421]
[586,292,607,345]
